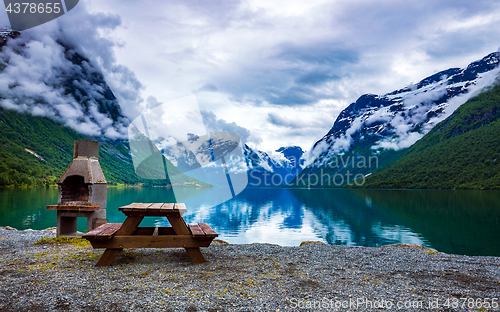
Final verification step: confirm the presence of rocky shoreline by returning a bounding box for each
[0,227,499,311]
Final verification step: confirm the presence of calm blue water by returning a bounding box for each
[1,187,499,256]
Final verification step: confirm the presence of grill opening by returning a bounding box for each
[61,175,90,205]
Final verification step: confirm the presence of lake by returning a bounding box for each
[1,187,499,256]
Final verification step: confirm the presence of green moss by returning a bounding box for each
[34,236,91,247]
[34,252,49,258]
[27,262,56,271]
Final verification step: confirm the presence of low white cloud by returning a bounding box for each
[373,130,424,151]
[0,4,143,139]
[365,108,392,125]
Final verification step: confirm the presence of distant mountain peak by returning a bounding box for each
[243,144,305,186]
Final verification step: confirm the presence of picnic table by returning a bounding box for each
[82,203,218,266]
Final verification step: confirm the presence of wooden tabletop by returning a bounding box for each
[118,203,186,215]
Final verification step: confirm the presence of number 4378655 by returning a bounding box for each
[5,3,61,14]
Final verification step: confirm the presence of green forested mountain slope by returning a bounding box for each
[1,107,81,186]
[0,107,208,187]
[361,83,500,189]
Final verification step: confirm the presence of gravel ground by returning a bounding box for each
[0,228,499,312]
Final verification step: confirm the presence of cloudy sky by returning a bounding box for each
[2,0,500,153]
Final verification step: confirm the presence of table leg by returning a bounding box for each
[167,214,206,264]
[96,249,122,266]
[96,216,144,266]
[166,214,190,235]
[185,248,206,264]
[116,216,144,235]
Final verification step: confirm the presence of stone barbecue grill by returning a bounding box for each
[46,140,107,237]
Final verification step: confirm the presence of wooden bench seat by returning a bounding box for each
[82,223,122,239]
[189,223,218,238]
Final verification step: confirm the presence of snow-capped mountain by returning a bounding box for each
[135,131,305,188]
[275,146,305,172]
[296,51,500,187]
[157,133,240,172]
[244,145,305,186]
